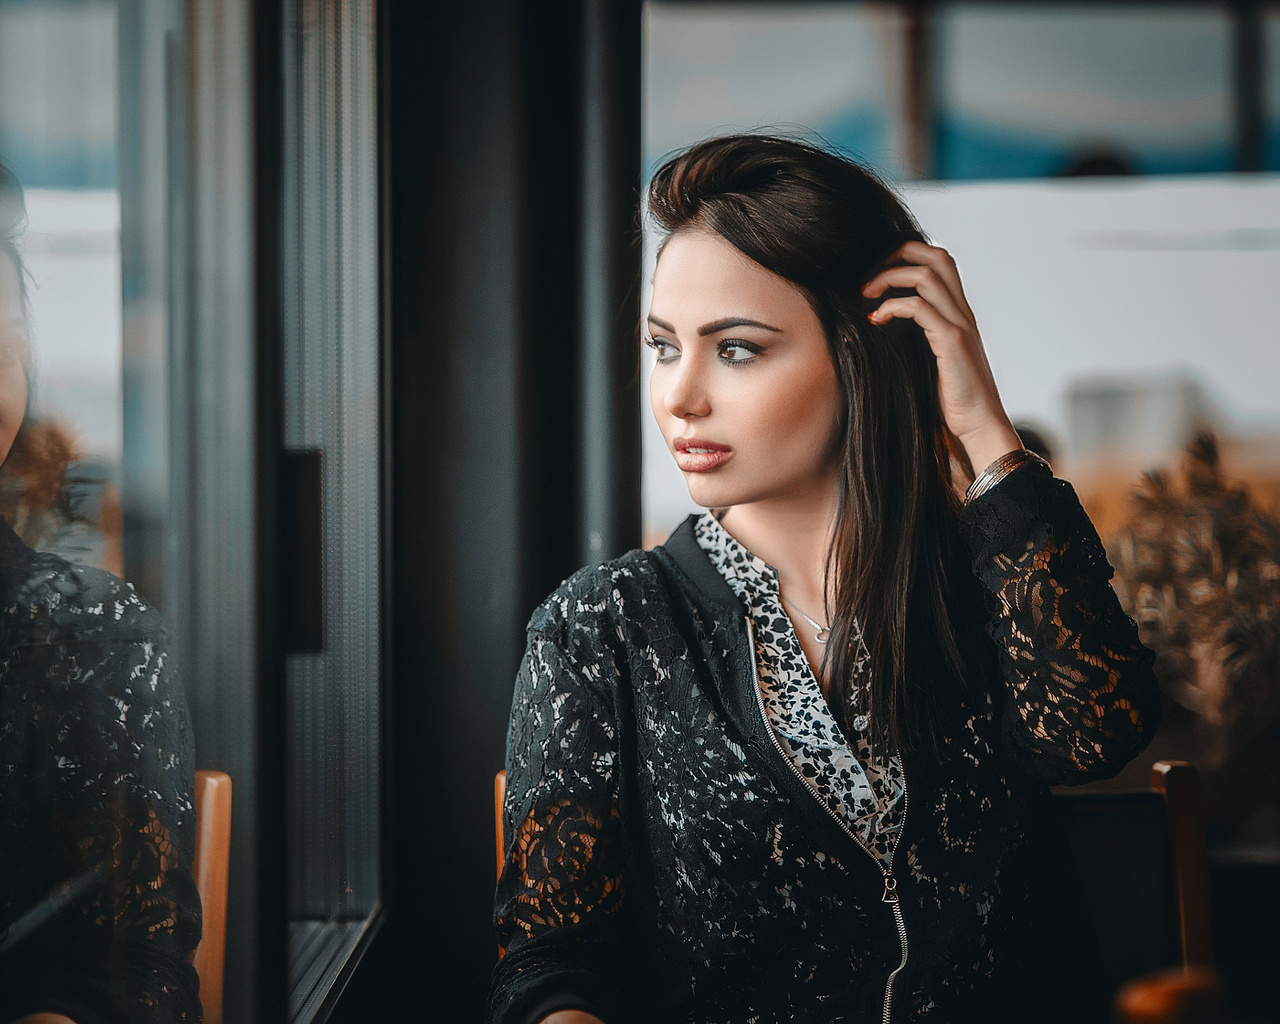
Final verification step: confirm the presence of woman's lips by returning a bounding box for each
[675,437,737,473]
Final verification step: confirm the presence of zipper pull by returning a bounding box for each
[881,871,899,904]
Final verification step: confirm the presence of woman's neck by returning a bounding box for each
[717,489,839,617]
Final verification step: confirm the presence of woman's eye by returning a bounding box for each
[644,336,677,362]
[720,341,760,364]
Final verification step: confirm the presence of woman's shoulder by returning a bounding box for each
[0,542,190,793]
[526,544,670,646]
[3,544,167,649]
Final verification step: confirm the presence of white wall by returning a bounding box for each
[21,188,123,462]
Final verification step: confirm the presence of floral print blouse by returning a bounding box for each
[694,509,905,870]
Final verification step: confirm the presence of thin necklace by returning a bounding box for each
[782,592,830,644]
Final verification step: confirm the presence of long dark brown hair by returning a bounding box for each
[647,133,968,762]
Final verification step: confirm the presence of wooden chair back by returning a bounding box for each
[192,769,232,1024]
[1051,760,1213,998]
[494,769,507,882]
[1149,762,1213,968]
[8,772,233,1024]
[494,770,507,958]
[1114,965,1223,1023]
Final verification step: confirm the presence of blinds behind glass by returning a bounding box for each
[280,0,380,921]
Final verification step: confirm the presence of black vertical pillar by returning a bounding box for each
[578,0,643,567]
[1232,0,1264,173]
[904,0,935,181]
[336,1,643,1020]
[515,2,586,614]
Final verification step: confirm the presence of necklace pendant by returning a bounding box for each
[782,592,831,645]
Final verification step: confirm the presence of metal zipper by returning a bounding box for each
[881,873,910,1024]
[743,615,911,1024]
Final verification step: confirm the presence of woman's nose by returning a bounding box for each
[661,355,712,420]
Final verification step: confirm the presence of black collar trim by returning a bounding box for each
[656,513,745,615]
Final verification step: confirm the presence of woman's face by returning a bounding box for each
[647,226,844,511]
[0,251,28,463]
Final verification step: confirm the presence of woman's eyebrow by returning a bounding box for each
[647,313,783,336]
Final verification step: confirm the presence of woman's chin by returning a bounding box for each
[683,478,745,509]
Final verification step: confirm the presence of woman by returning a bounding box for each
[487,134,1161,1024]
[0,163,203,1023]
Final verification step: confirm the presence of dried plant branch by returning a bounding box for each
[1111,431,1280,834]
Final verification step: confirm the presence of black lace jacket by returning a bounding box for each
[0,519,203,1023]
[487,462,1162,1024]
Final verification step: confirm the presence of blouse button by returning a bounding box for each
[852,714,869,731]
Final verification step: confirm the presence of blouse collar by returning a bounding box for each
[692,509,782,606]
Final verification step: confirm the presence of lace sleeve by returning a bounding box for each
[486,632,634,1024]
[0,566,202,1023]
[958,461,1162,785]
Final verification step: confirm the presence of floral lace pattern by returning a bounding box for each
[0,519,202,1023]
[489,462,1160,1024]
[958,463,1160,784]
[501,637,628,943]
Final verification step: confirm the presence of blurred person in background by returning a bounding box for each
[1010,420,1057,469]
[488,134,1162,1024]
[0,163,202,1024]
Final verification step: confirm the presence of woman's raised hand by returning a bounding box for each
[861,240,1022,477]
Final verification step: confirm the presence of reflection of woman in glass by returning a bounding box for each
[0,164,202,1023]
[488,135,1162,1024]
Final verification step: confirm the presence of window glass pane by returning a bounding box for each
[1267,4,1280,169]
[645,2,906,180]
[0,0,123,571]
[934,4,1234,179]
[0,2,205,1022]
[280,1,383,1016]
[0,2,116,189]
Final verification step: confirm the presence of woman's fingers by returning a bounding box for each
[868,293,995,392]
[860,241,1018,466]
[866,241,974,321]
[862,265,969,331]
[867,294,964,350]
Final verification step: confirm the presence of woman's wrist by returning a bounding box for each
[957,421,1023,479]
[964,447,1051,507]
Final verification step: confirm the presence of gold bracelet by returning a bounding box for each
[963,448,1051,507]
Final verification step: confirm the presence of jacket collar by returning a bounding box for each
[655,513,865,839]
[657,513,745,615]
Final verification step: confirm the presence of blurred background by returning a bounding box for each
[642,4,1280,541]
[637,7,1280,1018]
[0,0,1277,1021]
